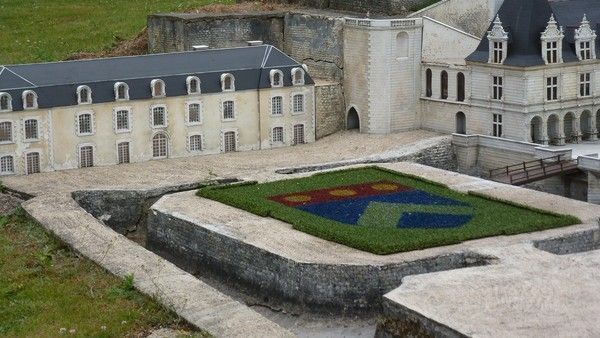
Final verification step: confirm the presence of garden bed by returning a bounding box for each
[198,167,579,254]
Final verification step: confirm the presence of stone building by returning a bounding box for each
[345,0,600,145]
[0,45,315,176]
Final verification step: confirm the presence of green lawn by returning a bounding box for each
[0,208,207,337]
[0,0,232,64]
[198,167,579,254]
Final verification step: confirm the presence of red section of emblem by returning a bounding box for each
[269,180,413,207]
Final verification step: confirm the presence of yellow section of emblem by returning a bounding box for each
[284,195,312,203]
[329,189,358,197]
[371,183,398,191]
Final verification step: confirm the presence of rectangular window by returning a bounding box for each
[189,135,202,152]
[0,122,13,142]
[26,152,40,174]
[546,76,559,101]
[117,142,130,164]
[493,114,503,137]
[24,119,38,140]
[188,103,201,123]
[272,127,284,143]
[271,96,283,115]
[293,124,305,145]
[581,41,591,60]
[80,146,94,168]
[223,101,235,120]
[152,107,166,127]
[224,131,236,152]
[547,41,558,63]
[0,156,14,173]
[78,114,92,134]
[580,73,591,97]
[293,94,304,113]
[492,76,503,100]
[493,42,503,63]
[116,110,130,131]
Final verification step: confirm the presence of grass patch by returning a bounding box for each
[0,208,209,337]
[198,167,579,255]
[0,0,233,64]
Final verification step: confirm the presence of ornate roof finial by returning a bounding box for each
[488,14,508,41]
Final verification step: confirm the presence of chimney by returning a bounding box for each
[247,40,264,46]
[192,45,209,51]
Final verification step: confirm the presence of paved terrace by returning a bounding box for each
[3,130,444,195]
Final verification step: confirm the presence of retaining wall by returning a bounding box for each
[235,0,432,14]
[147,205,491,313]
[534,228,600,255]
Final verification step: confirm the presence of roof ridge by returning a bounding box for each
[4,67,36,87]
[261,45,272,68]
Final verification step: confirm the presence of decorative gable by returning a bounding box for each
[575,14,597,61]
[487,15,508,64]
[541,15,564,64]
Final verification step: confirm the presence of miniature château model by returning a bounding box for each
[0,45,315,175]
[345,0,600,146]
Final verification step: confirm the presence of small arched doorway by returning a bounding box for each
[455,112,466,134]
[564,112,575,143]
[581,110,592,140]
[347,107,360,130]
[547,114,560,145]
[531,116,543,144]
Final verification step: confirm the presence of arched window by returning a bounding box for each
[457,72,465,102]
[441,71,448,99]
[24,119,39,140]
[23,90,38,109]
[152,133,168,158]
[425,69,432,98]
[187,76,201,95]
[0,122,12,142]
[223,131,236,152]
[456,112,466,134]
[0,155,14,174]
[293,124,305,145]
[79,145,94,168]
[0,93,12,111]
[114,82,129,100]
[221,74,235,92]
[189,134,203,152]
[272,127,284,143]
[25,152,40,175]
[151,79,166,97]
[270,70,283,87]
[77,86,92,104]
[396,32,409,58]
[292,68,305,86]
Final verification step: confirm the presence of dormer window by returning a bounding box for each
[292,68,305,86]
[487,15,508,64]
[541,15,564,65]
[114,82,129,101]
[575,14,597,61]
[270,70,284,87]
[77,86,92,105]
[22,90,38,109]
[187,76,201,95]
[151,79,166,97]
[221,74,235,92]
[0,93,12,112]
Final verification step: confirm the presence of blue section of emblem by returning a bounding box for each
[297,190,470,228]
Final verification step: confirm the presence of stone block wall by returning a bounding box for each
[315,82,345,138]
[534,229,600,255]
[147,206,490,312]
[236,0,433,15]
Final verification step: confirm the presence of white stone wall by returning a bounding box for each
[343,25,370,133]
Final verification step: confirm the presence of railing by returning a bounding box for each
[489,155,580,185]
[345,18,418,28]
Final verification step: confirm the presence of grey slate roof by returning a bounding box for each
[0,45,313,111]
[466,0,600,67]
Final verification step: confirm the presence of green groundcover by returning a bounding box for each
[198,167,579,255]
